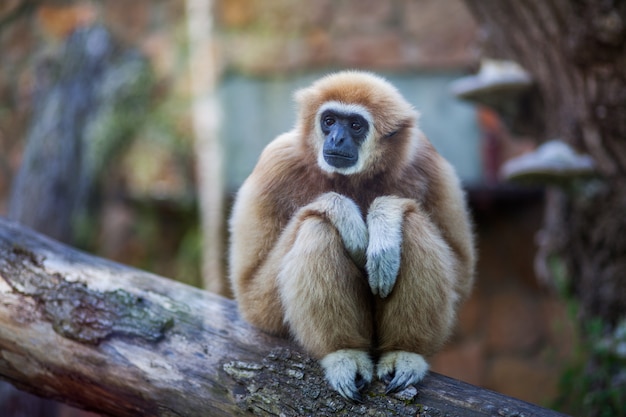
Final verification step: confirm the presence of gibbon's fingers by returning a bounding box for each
[366,196,405,297]
[366,246,401,298]
[320,349,374,402]
[376,351,429,394]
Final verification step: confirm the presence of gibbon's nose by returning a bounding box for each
[330,125,347,146]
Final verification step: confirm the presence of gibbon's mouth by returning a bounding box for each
[324,151,358,168]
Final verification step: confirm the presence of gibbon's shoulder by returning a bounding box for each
[244,130,318,201]
[252,131,303,176]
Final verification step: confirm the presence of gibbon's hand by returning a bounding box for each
[366,242,401,298]
[366,196,405,298]
[308,192,368,269]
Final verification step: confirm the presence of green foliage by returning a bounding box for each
[174,226,203,288]
[123,195,202,289]
[121,77,202,288]
[552,311,626,417]
[84,54,155,180]
[547,251,626,417]
[74,25,203,289]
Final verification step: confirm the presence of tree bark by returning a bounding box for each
[0,217,567,416]
[463,0,626,326]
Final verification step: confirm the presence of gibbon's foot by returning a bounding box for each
[320,349,373,402]
[376,351,429,394]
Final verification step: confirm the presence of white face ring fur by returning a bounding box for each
[315,101,376,176]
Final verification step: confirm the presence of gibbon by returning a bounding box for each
[229,71,475,401]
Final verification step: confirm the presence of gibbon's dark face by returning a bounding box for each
[320,109,370,169]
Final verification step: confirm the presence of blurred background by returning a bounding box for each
[1,1,624,416]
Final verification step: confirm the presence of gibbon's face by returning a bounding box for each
[315,101,375,175]
[296,71,420,177]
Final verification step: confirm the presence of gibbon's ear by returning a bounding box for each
[293,83,324,114]
[383,119,414,139]
[384,129,401,139]
[293,86,321,133]
[293,86,311,106]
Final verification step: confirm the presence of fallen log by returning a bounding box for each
[0,217,567,416]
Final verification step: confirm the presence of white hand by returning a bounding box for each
[366,196,404,298]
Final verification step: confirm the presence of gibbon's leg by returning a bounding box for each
[366,196,458,393]
[278,192,374,401]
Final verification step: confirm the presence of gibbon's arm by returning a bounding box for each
[365,158,474,300]
[228,178,270,300]
[228,134,297,299]
[426,156,476,300]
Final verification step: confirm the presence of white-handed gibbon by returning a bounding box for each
[229,71,476,401]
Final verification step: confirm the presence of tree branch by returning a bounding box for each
[0,217,566,416]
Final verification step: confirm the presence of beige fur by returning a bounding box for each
[229,71,476,399]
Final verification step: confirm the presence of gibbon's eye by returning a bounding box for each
[350,120,362,132]
[323,116,335,127]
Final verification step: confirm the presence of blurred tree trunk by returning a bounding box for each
[463,0,626,326]
[8,24,152,246]
[185,0,229,296]
[463,1,626,414]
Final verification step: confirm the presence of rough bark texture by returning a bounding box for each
[463,0,626,325]
[0,217,567,416]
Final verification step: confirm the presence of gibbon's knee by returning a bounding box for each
[278,213,372,358]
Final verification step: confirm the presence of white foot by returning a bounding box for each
[320,349,373,402]
[376,351,429,393]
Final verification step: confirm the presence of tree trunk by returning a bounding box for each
[462,3,626,414]
[7,24,152,246]
[0,217,567,416]
[185,0,229,296]
[463,0,626,326]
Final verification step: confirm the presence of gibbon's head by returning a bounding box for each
[295,71,421,176]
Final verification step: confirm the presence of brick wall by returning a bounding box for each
[214,0,478,74]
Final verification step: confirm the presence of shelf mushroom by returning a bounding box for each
[500,140,596,185]
[451,59,542,137]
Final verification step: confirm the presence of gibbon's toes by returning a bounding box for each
[320,349,373,402]
[379,371,394,386]
[385,369,417,394]
[377,351,429,394]
[354,373,368,391]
